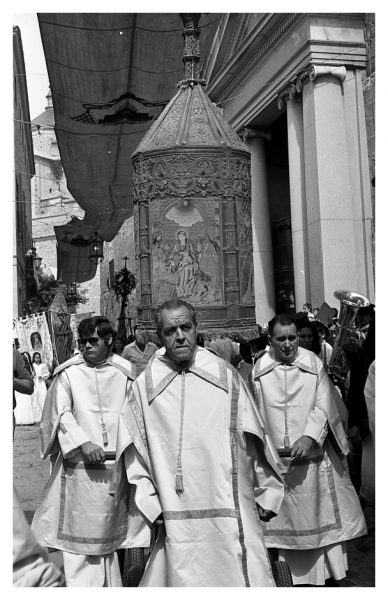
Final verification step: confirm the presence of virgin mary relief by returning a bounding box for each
[151,199,222,305]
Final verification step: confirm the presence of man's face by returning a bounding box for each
[159,306,197,368]
[269,323,298,364]
[298,326,313,350]
[79,327,111,365]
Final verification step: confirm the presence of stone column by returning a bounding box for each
[302,65,361,307]
[279,91,310,310]
[245,129,276,325]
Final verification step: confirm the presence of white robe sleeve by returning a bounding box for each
[124,444,162,526]
[302,367,330,445]
[55,372,91,458]
[245,433,284,514]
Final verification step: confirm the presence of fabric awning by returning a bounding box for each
[37,13,223,282]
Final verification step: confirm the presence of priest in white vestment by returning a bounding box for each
[31,316,149,586]
[252,314,367,586]
[113,299,285,587]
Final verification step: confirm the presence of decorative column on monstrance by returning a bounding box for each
[131,14,257,338]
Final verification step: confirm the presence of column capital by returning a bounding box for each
[277,65,347,110]
[277,67,310,110]
[277,83,299,110]
[309,64,347,83]
[239,127,272,143]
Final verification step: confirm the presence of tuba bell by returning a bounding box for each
[329,290,370,383]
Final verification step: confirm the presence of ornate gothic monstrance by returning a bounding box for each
[132,14,256,338]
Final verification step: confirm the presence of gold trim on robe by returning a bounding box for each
[31,354,148,555]
[113,347,285,587]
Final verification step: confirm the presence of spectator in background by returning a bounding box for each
[316,321,333,371]
[112,337,126,356]
[14,351,37,427]
[207,334,238,363]
[344,312,375,501]
[196,333,205,347]
[122,328,158,376]
[31,352,49,423]
[13,346,34,433]
[302,302,315,321]
[296,319,321,355]
[249,336,269,364]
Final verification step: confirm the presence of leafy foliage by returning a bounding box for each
[35,273,88,314]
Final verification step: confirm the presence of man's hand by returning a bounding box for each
[257,506,276,522]
[290,435,314,460]
[80,441,105,463]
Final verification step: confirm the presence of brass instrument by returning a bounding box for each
[329,290,370,382]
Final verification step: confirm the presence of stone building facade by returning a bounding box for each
[203,13,375,323]
[31,91,100,315]
[98,13,375,327]
[13,26,35,317]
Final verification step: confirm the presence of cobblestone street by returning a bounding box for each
[13,423,375,587]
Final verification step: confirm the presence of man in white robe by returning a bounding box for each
[112,299,285,587]
[31,316,149,586]
[252,314,367,586]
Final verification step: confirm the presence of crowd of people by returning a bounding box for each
[13,296,375,587]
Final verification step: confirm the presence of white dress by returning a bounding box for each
[14,390,36,425]
[32,363,49,422]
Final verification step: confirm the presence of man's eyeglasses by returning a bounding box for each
[78,336,100,347]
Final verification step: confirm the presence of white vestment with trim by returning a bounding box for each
[252,347,367,585]
[113,347,285,587]
[31,353,149,586]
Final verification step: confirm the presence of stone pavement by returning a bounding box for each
[13,423,375,586]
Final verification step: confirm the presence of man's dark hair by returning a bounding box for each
[268,314,296,337]
[196,333,205,347]
[303,302,312,311]
[240,341,252,364]
[78,316,115,345]
[154,299,197,336]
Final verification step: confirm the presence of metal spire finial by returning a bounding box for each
[179,13,204,86]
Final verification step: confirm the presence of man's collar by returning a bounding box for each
[145,347,229,402]
[253,347,318,378]
[53,352,135,380]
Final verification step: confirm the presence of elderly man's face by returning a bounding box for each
[159,306,197,368]
[269,323,298,364]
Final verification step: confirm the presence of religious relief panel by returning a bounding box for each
[150,197,222,306]
[238,197,255,305]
